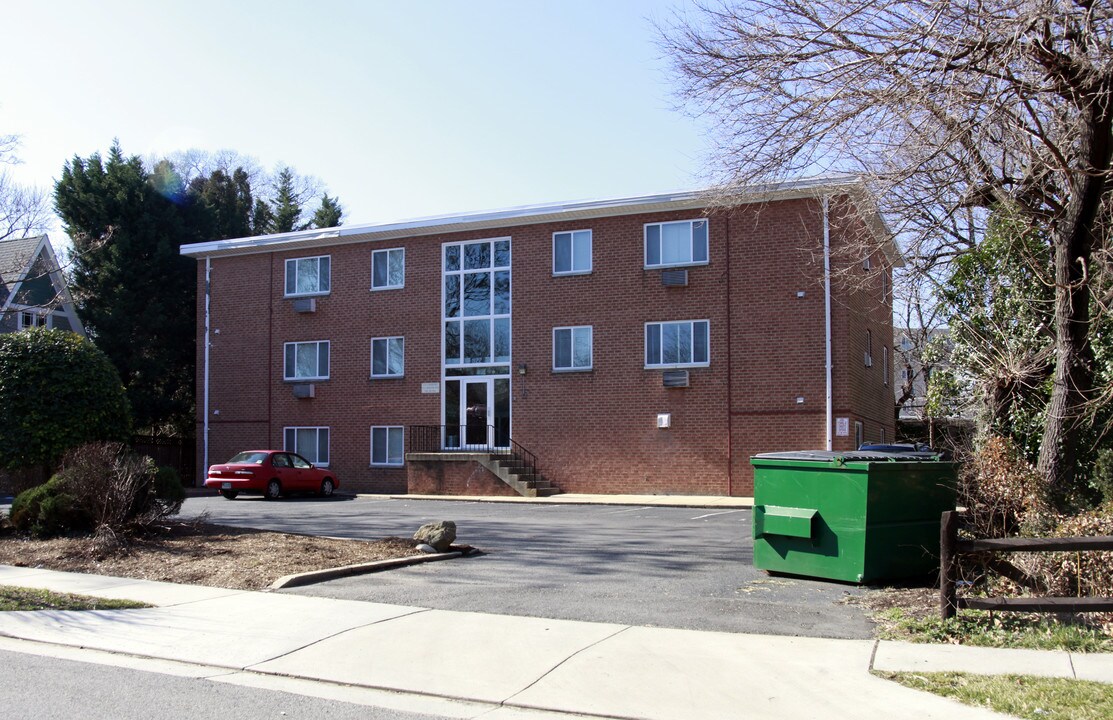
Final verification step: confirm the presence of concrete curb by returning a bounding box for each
[269,551,464,590]
[374,493,755,509]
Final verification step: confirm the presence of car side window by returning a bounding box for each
[272,454,291,468]
[290,454,311,469]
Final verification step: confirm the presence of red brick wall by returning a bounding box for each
[194,194,893,496]
[407,458,520,496]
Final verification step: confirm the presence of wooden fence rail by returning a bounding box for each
[939,510,1113,619]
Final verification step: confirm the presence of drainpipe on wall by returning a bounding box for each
[203,256,211,480]
[823,196,833,451]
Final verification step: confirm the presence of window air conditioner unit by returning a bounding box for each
[292,383,316,399]
[293,297,317,313]
[663,370,690,388]
[864,353,873,368]
[661,269,688,287]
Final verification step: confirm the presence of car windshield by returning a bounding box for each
[226,452,268,465]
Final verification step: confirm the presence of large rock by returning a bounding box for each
[413,521,457,552]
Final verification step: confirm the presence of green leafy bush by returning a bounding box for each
[154,466,186,505]
[8,476,91,538]
[0,329,131,472]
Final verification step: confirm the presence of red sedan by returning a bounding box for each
[204,450,339,500]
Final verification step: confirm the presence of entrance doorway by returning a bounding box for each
[443,377,510,450]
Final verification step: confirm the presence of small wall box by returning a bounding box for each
[657,413,672,429]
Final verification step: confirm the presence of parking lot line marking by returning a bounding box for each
[690,509,746,520]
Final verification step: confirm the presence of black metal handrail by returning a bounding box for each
[408,425,539,480]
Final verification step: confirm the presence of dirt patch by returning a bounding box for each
[0,521,427,591]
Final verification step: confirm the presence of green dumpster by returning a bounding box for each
[750,450,957,583]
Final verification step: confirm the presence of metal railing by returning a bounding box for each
[408,425,539,480]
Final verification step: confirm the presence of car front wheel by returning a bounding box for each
[220,490,239,500]
[319,478,334,498]
[265,479,281,500]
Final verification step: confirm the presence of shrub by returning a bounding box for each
[1023,506,1113,600]
[958,435,1052,538]
[154,466,186,505]
[0,329,131,473]
[57,443,183,546]
[9,475,91,538]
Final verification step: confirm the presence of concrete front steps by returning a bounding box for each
[478,454,560,497]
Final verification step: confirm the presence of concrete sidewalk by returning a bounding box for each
[4,567,1105,719]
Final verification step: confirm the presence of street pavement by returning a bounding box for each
[4,563,1109,719]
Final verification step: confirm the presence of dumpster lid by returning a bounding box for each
[752,450,943,463]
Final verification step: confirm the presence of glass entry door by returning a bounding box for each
[463,379,490,449]
[443,377,510,450]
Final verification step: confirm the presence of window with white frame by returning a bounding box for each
[644,219,708,268]
[18,311,48,330]
[372,248,405,290]
[284,340,330,380]
[882,346,889,385]
[284,426,329,466]
[371,336,404,377]
[371,426,404,466]
[880,427,887,443]
[865,329,873,367]
[854,421,864,449]
[553,230,592,275]
[645,320,710,368]
[553,326,592,371]
[284,255,330,296]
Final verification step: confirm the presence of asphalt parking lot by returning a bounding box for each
[181,495,876,639]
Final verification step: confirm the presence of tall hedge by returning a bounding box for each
[0,328,131,471]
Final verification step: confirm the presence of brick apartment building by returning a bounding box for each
[181,176,896,497]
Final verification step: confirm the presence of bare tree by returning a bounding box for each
[662,0,1113,492]
[0,133,51,243]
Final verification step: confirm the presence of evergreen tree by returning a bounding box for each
[188,167,253,240]
[269,167,302,233]
[55,143,200,434]
[310,193,343,229]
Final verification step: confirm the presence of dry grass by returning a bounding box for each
[0,520,424,591]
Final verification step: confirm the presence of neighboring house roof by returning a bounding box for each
[0,235,43,295]
[0,234,86,336]
[180,175,900,265]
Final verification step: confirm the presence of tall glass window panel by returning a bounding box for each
[692,221,708,263]
[646,324,661,366]
[645,225,661,266]
[444,321,461,364]
[464,242,490,270]
[284,341,329,380]
[444,380,461,448]
[463,272,490,316]
[464,319,491,363]
[445,245,460,272]
[444,275,460,318]
[371,337,404,377]
[553,230,592,275]
[493,271,510,314]
[662,223,691,266]
[493,318,511,363]
[371,426,403,466]
[372,248,405,289]
[554,326,592,370]
[493,379,510,447]
[494,240,510,268]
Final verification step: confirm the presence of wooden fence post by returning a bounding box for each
[940,510,958,620]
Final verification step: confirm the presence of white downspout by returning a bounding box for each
[823,196,833,451]
[203,256,211,479]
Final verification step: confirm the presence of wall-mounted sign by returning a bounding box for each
[421,382,440,394]
[836,417,849,437]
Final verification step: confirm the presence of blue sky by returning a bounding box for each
[2,0,711,234]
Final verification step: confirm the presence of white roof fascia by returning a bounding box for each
[180,175,874,259]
